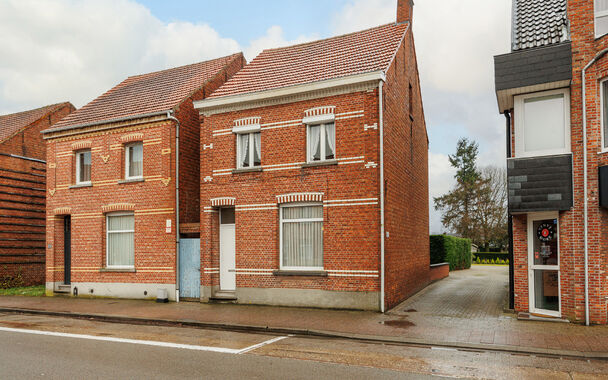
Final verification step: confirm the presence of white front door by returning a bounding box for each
[527,212,561,317]
[219,208,236,291]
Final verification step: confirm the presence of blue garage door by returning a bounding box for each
[179,238,200,299]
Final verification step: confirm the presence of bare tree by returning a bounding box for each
[474,165,508,251]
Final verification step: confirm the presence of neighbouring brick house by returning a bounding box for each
[495,0,608,324]
[194,0,429,311]
[42,54,244,299]
[0,102,75,286]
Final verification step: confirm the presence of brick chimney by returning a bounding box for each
[396,0,414,24]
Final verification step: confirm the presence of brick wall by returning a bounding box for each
[382,27,430,309]
[0,103,74,286]
[200,91,382,299]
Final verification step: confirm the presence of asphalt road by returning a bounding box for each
[0,313,606,379]
[0,330,438,380]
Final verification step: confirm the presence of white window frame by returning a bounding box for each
[306,123,335,163]
[279,202,324,271]
[106,212,135,269]
[236,132,261,169]
[527,211,561,318]
[125,142,143,180]
[75,149,91,185]
[600,77,608,152]
[596,1,608,38]
[514,88,571,158]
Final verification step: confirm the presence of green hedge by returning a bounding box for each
[430,235,472,270]
[472,252,509,261]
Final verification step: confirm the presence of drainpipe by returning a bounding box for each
[379,80,385,313]
[167,111,181,303]
[581,48,608,326]
[505,110,514,310]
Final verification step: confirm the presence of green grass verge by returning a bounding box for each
[0,285,45,297]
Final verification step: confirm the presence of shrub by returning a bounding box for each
[430,235,472,270]
[472,252,509,262]
[0,268,24,289]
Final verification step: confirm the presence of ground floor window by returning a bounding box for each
[280,204,323,270]
[106,212,134,268]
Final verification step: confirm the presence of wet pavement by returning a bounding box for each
[1,313,607,379]
[0,266,607,357]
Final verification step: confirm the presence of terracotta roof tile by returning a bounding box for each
[52,53,243,129]
[210,23,409,98]
[0,103,71,142]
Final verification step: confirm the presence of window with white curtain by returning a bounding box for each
[237,132,261,168]
[125,142,143,179]
[106,213,134,268]
[75,149,91,184]
[596,0,608,37]
[307,123,335,162]
[280,205,323,270]
[514,88,570,158]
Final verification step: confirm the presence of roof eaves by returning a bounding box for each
[195,70,386,112]
[41,109,170,136]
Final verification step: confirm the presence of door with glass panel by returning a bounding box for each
[527,213,560,317]
[219,208,236,291]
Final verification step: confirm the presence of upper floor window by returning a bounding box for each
[75,149,91,185]
[307,123,335,162]
[596,0,608,37]
[514,88,570,158]
[125,142,143,179]
[237,132,261,169]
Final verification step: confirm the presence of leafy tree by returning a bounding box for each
[434,138,484,241]
[434,139,508,250]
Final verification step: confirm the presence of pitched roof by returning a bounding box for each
[51,53,243,130]
[209,23,409,99]
[512,0,569,51]
[0,102,72,142]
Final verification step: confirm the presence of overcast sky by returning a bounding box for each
[0,0,512,233]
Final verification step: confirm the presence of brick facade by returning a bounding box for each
[43,55,243,299]
[510,1,608,324]
[0,103,74,286]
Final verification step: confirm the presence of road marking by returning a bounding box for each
[237,335,291,354]
[0,326,288,355]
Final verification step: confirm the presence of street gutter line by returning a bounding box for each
[0,326,288,355]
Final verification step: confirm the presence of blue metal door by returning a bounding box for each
[179,238,200,299]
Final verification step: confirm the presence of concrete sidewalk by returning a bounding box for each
[0,267,606,359]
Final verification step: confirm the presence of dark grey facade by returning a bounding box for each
[494,42,571,91]
[507,154,573,213]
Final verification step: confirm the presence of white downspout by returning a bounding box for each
[379,80,385,313]
[581,47,608,326]
[167,111,180,303]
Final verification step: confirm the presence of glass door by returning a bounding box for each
[527,213,560,317]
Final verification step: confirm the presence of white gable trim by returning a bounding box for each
[195,71,385,116]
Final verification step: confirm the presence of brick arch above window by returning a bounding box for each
[276,192,324,204]
[121,133,144,143]
[71,141,92,150]
[101,203,135,213]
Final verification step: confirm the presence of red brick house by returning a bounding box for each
[42,54,244,300]
[194,0,428,311]
[495,0,608,324]
[0,102,75,286]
